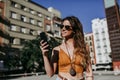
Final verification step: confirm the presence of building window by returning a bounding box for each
[90,48,93,52]
[21,15,27,22]
[89,36,91,40]
[10,37,14,44]
[105,56,109,62]
[103,37,106,41]
[46,16,51,20]
[101,28,105,33]
[29,29,34,35]
[38,12,42,17]
[32,31,37,35]
[21,27,29,34]
[95,31,99,35]
[11,12,17,19]
[11,1,15,6]
[102,33,105,38]
[104,44,107,48]
[96,38,100,41]
[97,45,101,48]
[30,18,35,24]
[13,38,20,45]
[90,42,92,46]
[21,39,26,44]
[99,60,102,63]
[105,49,107,53]
[54,30,59,36]
[99,56,102,63]
[102,30,105,33]
[46,25,51,31]
[38,21,42,26]
[11,25,17,31]
[11,1,18,8]
[21,5,25,9]
[96,34,99,39]
[21,5,27,11]
[98,52,101,55]
[30,9,35,14]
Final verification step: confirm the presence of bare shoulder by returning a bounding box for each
[52,43,64,52]
[53,45,60,51]
[51,45,60,56]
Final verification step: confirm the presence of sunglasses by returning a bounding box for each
[59,24,72,30]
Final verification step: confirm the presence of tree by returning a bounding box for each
[20,35,61,73]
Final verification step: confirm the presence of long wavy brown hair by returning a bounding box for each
[62,16,91,70]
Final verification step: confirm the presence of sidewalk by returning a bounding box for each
[1,71,120,80]
[8,75,57,80]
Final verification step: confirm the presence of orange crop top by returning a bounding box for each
[58,48,84,73]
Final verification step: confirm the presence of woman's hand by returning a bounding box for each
[40,40,49,56]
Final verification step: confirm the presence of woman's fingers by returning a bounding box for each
[41,42,47,47]
[40,40,44,44]
[40,41,49,49]
[40,40,49,55]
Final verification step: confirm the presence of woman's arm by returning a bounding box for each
[42,55,54,77]
[40,40,58,77]
[40,40,54,77]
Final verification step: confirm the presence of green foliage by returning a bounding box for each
[3,47,20,70]
[4,53,20,70]
[20,39,43,72]
[20,35,61,73]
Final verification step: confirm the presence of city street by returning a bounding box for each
[3,71,120,80]
[1,0,120,80]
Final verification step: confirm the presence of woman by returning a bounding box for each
[40,16,93,80]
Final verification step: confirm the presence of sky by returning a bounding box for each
[31,0,106,33]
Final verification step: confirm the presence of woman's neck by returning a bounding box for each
[65,38,74,46]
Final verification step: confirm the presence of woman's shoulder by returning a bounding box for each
[53,45,60,51]
[53,43,63,51]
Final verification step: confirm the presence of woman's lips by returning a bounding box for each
[61,31,67,34]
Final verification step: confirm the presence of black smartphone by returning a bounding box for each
[40,32,49,49]
[40,32,48,42]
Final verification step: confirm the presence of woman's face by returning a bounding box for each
[61,20,73,38]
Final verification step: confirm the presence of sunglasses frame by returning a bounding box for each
[60,24,72,30]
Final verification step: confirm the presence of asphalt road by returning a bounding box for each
[7,75,120,80]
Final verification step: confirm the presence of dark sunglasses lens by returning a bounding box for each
[65,25,71,30]
[60,25,71,30]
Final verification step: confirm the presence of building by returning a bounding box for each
[0,0,11,70]
[104,0,120,71]
[92,18,112,70]
[1,0,61,50]
[47,7,62,38]
[0,0,62,71]
[84,33,96,71]
[0,0,10,50]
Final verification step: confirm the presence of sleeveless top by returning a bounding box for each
[58,48,84,73]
